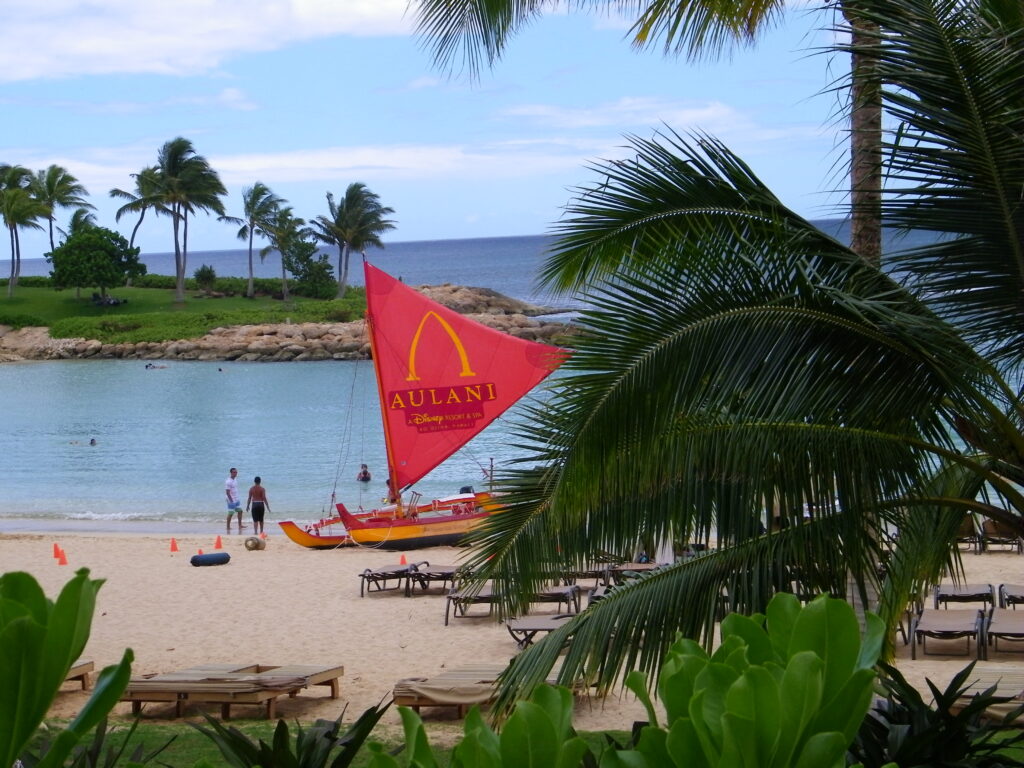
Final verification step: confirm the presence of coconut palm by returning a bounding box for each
[260,206,311,303]
[440,0,1024,713]
[0,164,46,297]
[412,0,883,264]
[234,182,285,298]
[110,167,163,251]
[60,207,98,240]
[144,138,228,303]
[30,165,93,253]
[310,183,396,298]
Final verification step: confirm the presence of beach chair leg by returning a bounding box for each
[222,703,231,720]
[131,700,141,715]
[328,678,340,698]
[266,698,278,719]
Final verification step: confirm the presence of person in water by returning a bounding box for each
[246,476,270,535]
[356,464,371,482]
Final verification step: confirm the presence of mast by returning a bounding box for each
[363,260,405,518]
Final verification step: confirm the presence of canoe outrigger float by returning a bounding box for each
[279,260,564,551]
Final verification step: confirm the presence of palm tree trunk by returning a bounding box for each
[280,256,290,302]
[13,228,21,288]
[6,226,15,299]
[172,206,185,304]
[129,209,146,250]
[845,8,883,266]
[48,217,56,253]
[246,230,255,298]
[336,243,351,299]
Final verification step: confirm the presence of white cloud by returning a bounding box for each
[0,0,411,82]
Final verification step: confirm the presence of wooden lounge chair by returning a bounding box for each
[65,660,94,690]
[120,663,343,719]
[359,562,426,597]
[979,519,1023,554]
[952,663,1024,721]
[393,662,570,717]
[933,583,995,609]
[910,608,988,660]
[444,583,582,625]
[505,614,574,648]
[988,609,1024,654]
[1000,584,1024,608]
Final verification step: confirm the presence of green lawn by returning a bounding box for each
[0,282,366,344]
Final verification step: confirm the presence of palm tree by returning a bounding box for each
[234,182,285,298]
[260,206,311,303]
[30,165,93,253]
[146,138,229,303]
[432,0,1024,713]
[0,164,46,297]
[60,207,98,240]
[310,183,396,298]
[110,167,163,251]
[412,1,883,264]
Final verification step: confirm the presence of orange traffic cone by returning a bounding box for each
[198,549,204,555]
[214,535,223,550]
[57,550,68,566]
[53,542,61,559]
[260,532,267,539]
[400,554,407,565]
[170,538,179,552]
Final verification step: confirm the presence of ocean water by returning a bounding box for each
[0,221,939,535]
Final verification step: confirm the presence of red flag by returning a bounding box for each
[365,262,565,489]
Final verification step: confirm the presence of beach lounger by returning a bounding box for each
[910,608,988,660]
[987,609,1024,654]
[933,583,995,609]
[444,583,582,625]
[359,562,426,597]
[979,520,1023,554]
[956,515,981,554]
[607,562,662,586]
[393,663,570,717]
[408,563,462,595]
[1001,584,1024,609]
[120,662,343,719]
[952,663,1024,721]
[505,614,574,648]
[65,660,94,690]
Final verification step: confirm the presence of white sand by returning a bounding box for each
[4,531,1021,734]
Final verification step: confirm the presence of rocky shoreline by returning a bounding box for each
[0,284,574,363]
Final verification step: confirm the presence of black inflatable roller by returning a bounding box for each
[190,552,231,567]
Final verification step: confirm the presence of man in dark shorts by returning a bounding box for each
[246,476,270,535]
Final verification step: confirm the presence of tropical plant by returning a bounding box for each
[61,207,99,240]
[1,568,133,768]
[48,227,146,299]
[30,164,93,252]
[191,703,389,768]
[849,662,1024,768]
[110,166,163,251]
[419,0,1024,715]
[0,164,47,297]
[233,181,285,298]
[146,138,229,303]
[310,183,396,298]
[194,264,217,294]
[412,0,883,264]
[20,717,175,768]
[261,206,312,302]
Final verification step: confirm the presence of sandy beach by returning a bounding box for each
[5,529,1022,736]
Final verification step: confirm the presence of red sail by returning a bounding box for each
[365,261,565,490]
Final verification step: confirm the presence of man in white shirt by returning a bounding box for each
[225,467,244,533]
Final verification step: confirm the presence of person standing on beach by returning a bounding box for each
[246,476,270,535]
[225,467,244,533]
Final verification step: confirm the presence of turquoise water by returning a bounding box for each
[0,360,518,533]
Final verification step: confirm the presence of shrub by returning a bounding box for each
[0,313,46,328]
[193,264,216,293]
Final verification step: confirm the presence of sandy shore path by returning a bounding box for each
[5,531,1021,734]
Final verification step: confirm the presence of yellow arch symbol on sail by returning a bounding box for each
[406,311,477,381]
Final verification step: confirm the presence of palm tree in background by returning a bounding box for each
[30,164,93,253]
[412,0,883,264]
[260,206,311,303]
[427,0,1024,713]
[147,138,229,303]
[110,167,163,252]
[233,182,285,298]
[0,164,46,298]
[60,207,98,240]
[310,183,396,298]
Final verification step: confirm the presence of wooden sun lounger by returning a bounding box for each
[953,663,1024,721]
[393,663,569,717]
[911,609,988,660]
[988,609,1024,654]
[444,583,582,625]
[505,614,574,648]
[120,663,344,719]
[65,660,94,690]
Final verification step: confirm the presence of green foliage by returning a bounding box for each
[0,568,133,768]
[21,718,175,768]
[283,242,337,299]
[193,264,217,293]
[0,312,46,328]
[0,276,53,288]
[48,227,146,294]
[191,702,390,768]
[849,661,1024,767]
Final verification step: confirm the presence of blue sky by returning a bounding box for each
[2,1,845,257]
